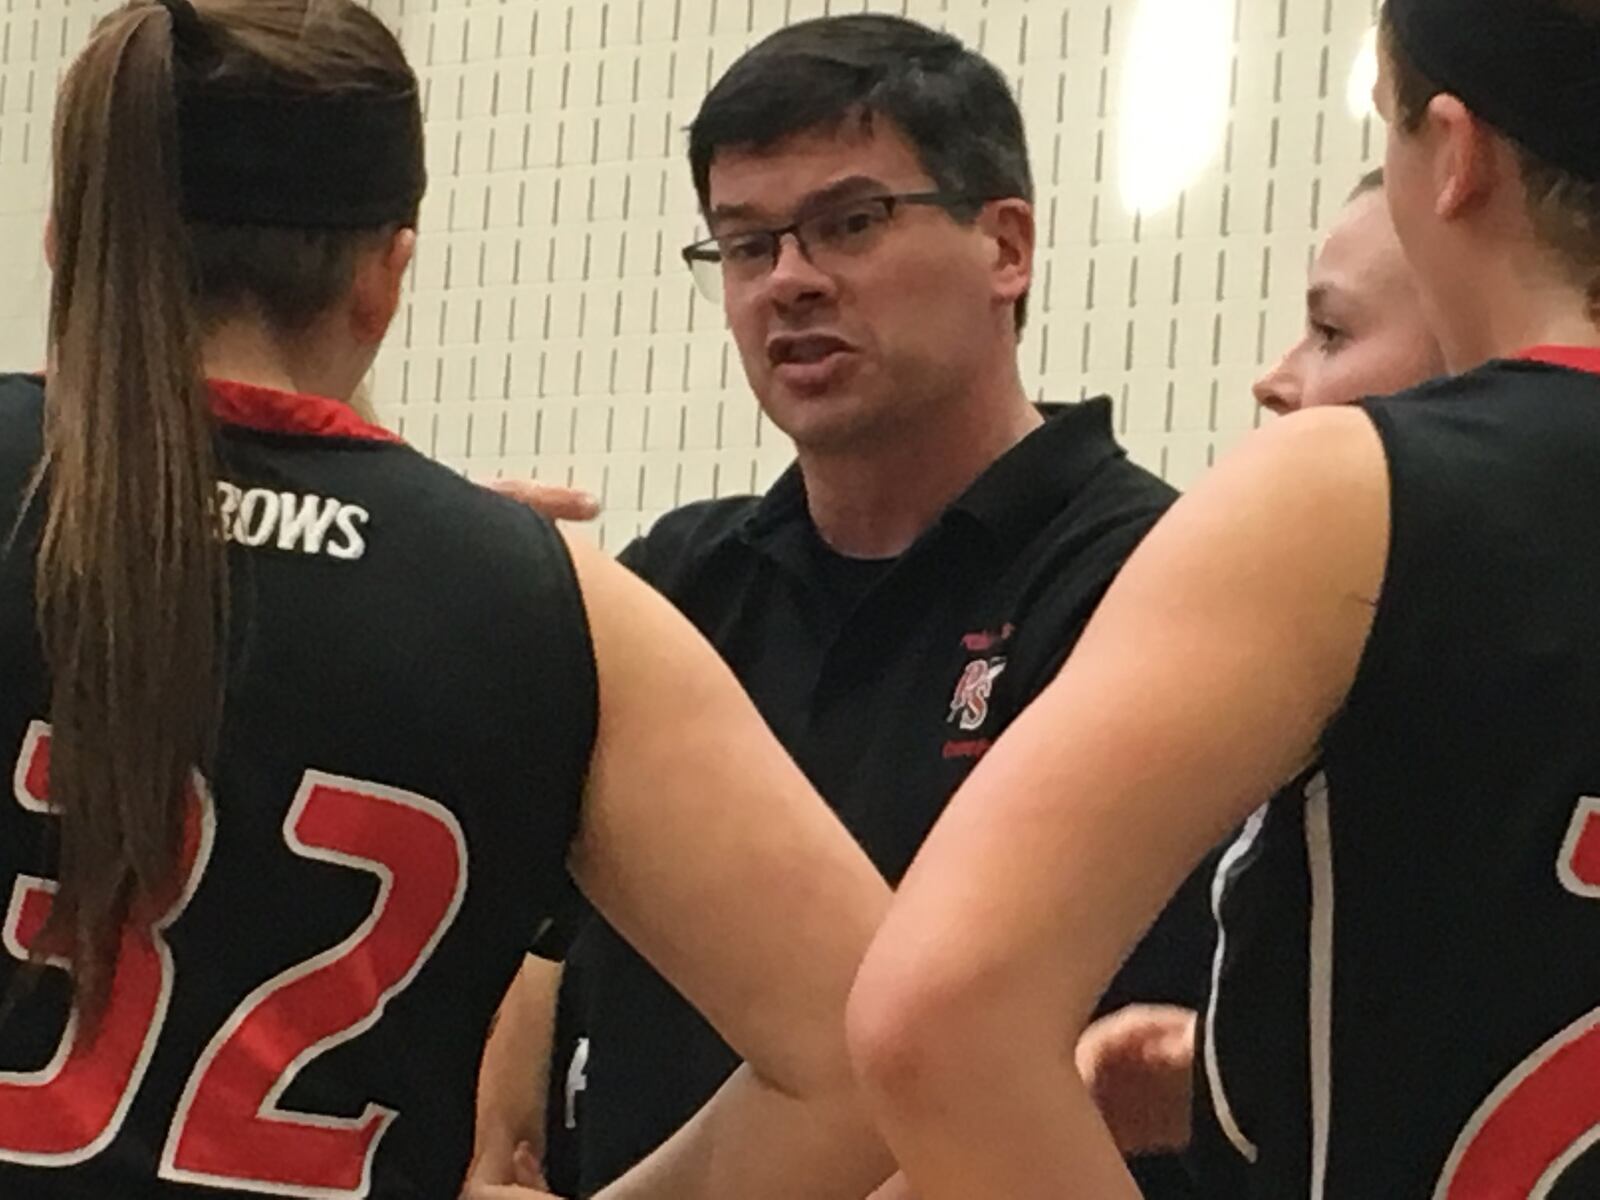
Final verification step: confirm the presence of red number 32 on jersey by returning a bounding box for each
[1435,796,1600,1200]
[0,722,468,1198]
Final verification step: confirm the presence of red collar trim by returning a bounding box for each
[209,379,402,443]
[1515,345,1600,376]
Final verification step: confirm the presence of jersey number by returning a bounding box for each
[1435,797,1600,1199]
[0,723,468,1198]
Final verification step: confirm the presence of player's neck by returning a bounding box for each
[1441,262,1600,373]
[800,380,1042,560]
[201,318,365,406]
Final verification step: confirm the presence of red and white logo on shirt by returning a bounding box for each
[948,657,1007,732]
[943,624,1016,761]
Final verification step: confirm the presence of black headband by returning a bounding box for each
[158,0,426,228]
[176,91,426,228]
[1387,0,1600,182]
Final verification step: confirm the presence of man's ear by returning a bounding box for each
[981,198,1035,318]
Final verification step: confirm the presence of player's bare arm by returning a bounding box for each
[470,957,562,1187]
[467,475,594,1191]
[845,406,1389,1199]
[561,532,896,1200]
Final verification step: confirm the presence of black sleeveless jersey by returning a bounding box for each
[1191,350,1600,1199]
[0,375,597,1199]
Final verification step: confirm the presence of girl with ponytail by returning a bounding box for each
[0,3,896,1196]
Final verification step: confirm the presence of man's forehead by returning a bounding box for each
[705,118,927,216]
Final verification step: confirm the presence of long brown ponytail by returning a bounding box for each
[38,1,224,1025]
[38,0,421,1028]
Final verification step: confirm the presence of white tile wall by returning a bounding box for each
[0,0,1379,550]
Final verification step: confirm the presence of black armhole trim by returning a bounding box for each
[545,523,601,858]
[1333,403,1407,739]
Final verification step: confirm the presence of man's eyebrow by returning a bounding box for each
[793,175,892,216]
[708,175,892,229]
[707,201,762,225]
[1306,282,1334,319]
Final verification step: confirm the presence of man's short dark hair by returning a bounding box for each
[688,14,1035,332]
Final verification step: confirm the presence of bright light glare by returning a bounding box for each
[1347,27,1379,118]
[1117,0,1232,215]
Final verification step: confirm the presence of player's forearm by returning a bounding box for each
[471,959,558,1177]
[846,925,1145,1200]
[471,1089,543,1174]
[594,1063,893,1200]
[888,1072,1137,1200]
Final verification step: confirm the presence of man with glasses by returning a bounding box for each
[474,15,1211,1199]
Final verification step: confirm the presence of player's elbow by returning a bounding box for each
[745,1016,859,1107]
[741,1000,900,1194]
[846,939,998,1119]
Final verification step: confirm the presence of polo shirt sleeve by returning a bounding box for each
[1008,502,1165,702]
[617,532,653,579]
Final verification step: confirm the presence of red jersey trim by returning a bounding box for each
[1516,345,1600,377]
[208,379,402,444]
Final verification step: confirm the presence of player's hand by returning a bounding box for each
[1074,1003,1198,1155]
[463,1138,550,1192]
[486,478,601,523]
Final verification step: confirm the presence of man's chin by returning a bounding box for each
[762,393,887,454]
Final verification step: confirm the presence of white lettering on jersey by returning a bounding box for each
[328,504,370,561]
[236,490,278,548]
[216,482,242,537]
[215,483,369,561]
[564,1037,590,1132]
[276,492,345,555]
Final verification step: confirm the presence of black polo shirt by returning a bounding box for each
[545,399,1214,1198]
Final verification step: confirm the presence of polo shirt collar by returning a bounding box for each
[950,397,1123,541]
[744,460,811,541]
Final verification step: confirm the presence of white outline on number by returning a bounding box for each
[1432,1006,1600,1200]
[158,770,468,1199]
[1557,796,1600,899]
[12,721,52,815]
[0,721,217,1168]
[1432,797,1600,1198]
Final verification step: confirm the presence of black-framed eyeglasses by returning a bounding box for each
[681,191,991,302]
